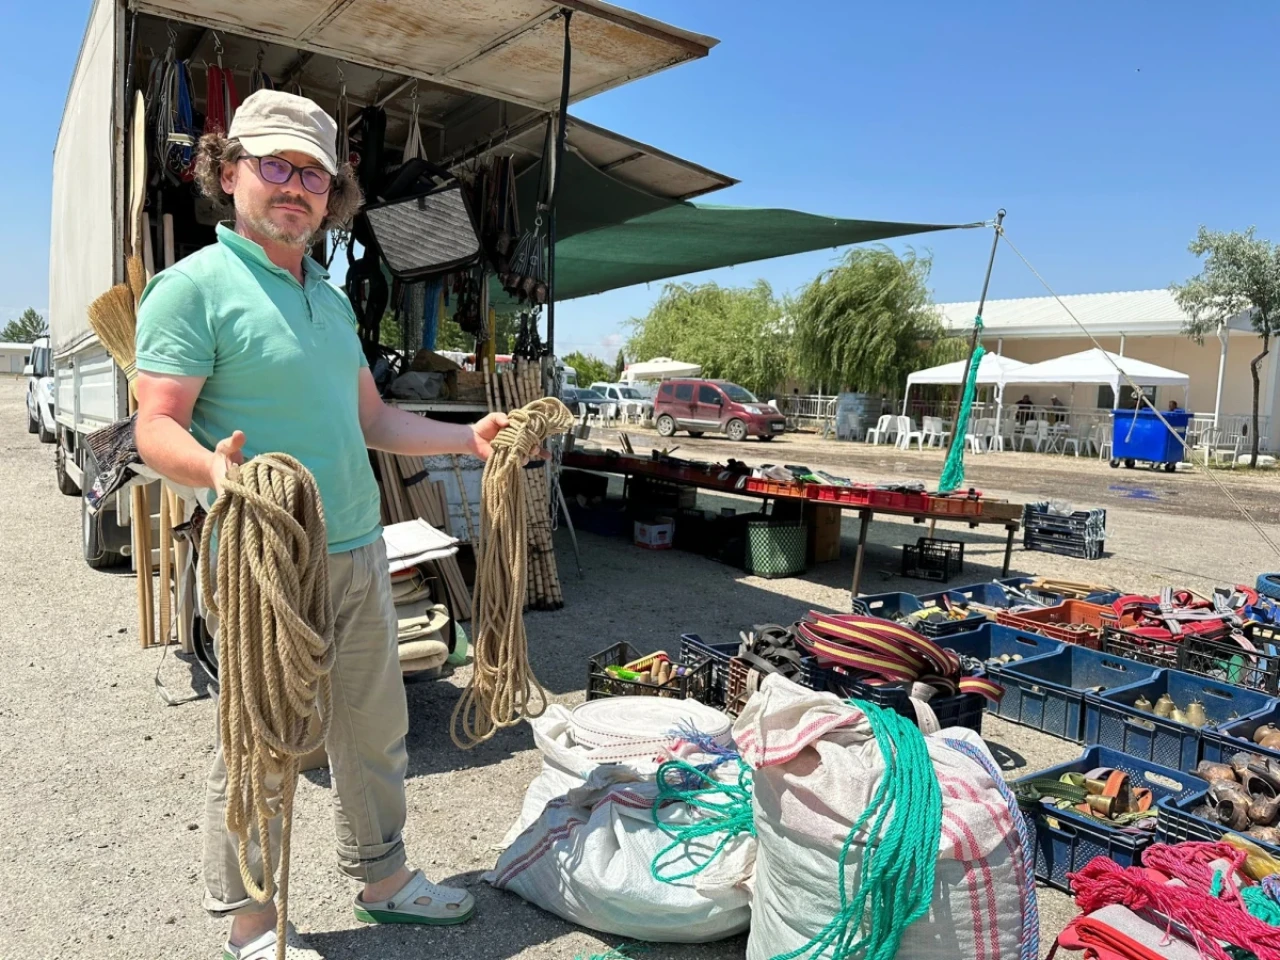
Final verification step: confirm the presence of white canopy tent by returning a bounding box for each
[1010,348,1190,407]
[902,353,1031,422]
[621,357,703,382]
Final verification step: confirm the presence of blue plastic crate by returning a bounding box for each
[848,591,986,638]
[1015,746,1207,891]
[1201,700,1280,766]
[1085,669,1279,771]
[997,577,1067,608]
[922,582,1014,609]
[803,659,983,733]
[1158,791,1280,860]
[679,634,740,707]
[997,645,1159,742]
[942,622,1066,713]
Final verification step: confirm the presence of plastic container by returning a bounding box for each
[586,642,714,704]
[996,600,1116,649]
[1158,791,1280,860]
[804,660,984,733]
[1176,629,1280,694]
[1111,408,1192,468]
[849,591,986,638]
[679,634,740,707]
[996,645,1159,742]
[1084,669,1279,771]
[806,484,871,505]
[1200,701,1280,767]
[745,478,806,498]
[1015,746,1207,892]
[941,623,1065,677]
[1100,627,1180,670]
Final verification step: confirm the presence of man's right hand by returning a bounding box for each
[209,430,247,496]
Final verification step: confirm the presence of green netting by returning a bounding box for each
[495,154,970,302]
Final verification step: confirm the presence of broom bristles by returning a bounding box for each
[88,283,138,382]
[126,254,148,306]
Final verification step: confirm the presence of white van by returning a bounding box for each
[24,335,54,445]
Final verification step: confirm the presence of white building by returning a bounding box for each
[937,289,1268,440]
[0,342,33,376]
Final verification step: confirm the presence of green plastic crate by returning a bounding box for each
[745,520,807,578]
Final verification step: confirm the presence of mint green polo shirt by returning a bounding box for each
[135,224,381,554]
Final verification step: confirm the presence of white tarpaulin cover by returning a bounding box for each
[1011,348,1190,391]
[623,357,702,381]
[50,0,116,355]
[905,353,1030,388]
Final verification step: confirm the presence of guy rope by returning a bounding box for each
[199,453,335,960]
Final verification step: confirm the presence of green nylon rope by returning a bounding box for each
[938,317,986,494]
[1242,885,1280,927]
[650,757,756,884]
[772,700,943,960]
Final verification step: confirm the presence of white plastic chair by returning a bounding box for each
[920,416,942,448]
[897,415,924,450]
[1060,427,1084,457]
[1019,420,1050,452]
[864,414,894,444]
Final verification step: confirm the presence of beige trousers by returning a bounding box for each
[200,538,410,917]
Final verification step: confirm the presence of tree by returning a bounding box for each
[614,348,626,381]
[1,308,47,344]
[383,310,518,354]
[562,351,613,387]
[625,280,791,397]
[1172,226,1280,468]
[792,247,963,394]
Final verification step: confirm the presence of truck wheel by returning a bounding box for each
[687,431,704,438]
[726,419,747,442]
[1257,574,1280,601]
[656,415,676,437]
[56,442,80,496]
[81,447,127,570]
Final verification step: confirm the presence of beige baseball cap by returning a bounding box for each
[228,90,339,175]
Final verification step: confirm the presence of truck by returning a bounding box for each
[49,0,723,571]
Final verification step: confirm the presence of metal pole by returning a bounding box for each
[1214,323,1229,428]
[544,9,573,358]
[943,209,1005,464]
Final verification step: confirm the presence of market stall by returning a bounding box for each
[902,352,1030,422]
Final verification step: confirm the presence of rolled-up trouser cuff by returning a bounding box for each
[203,891,276,919]
[337,837,407,883]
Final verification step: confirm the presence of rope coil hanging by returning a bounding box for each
[198,453,336,960]
[451,397,574,748]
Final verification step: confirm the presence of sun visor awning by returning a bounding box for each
[501,154,972,301]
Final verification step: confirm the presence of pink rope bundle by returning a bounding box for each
[1069,857,1280,960]
[1140,841,1248,902]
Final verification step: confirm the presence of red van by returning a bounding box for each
[653,379,787,441]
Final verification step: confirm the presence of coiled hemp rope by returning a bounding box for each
[451,397,574,749]
[199,453,335,960]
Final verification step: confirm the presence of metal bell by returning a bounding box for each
[1171,707,1188,725]
[1185,701,1209,730]
[1256,724,1280,745]
[1134,695,1153,713]
[1154,694,1176,719]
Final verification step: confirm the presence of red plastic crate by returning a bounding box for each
[996,601,1115,649]
[869,489,907,509]
[806,484,872,505]
[901,492,930,513]
[745,478,807,498]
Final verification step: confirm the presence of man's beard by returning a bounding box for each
[241,194,322,248]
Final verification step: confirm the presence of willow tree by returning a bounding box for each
[792,247,964,394]
[1172,226,1280,468]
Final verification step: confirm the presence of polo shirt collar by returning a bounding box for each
[216,222,331,281]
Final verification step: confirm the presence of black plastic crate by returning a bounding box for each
[1023,502,1107,536]
[901,541,959,582]
[995,645,1159,742]
[1100,627,1179,670]
[1177,628,1280,694]
[679,634,740,707]
[586,641,714,703]
[1015,746,1206,892]
[805,659,982,733]
[1024,529,1105,560]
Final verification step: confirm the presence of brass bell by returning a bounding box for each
[1171,707,1188,725]
[1194,760,1236,783]
[1134,695,1153,713]
[1261,731,1280,751]
[1185,701,1209,730]
[1086,795,1116,819]
[1256,724,1280,745]
[1010,654,1023,662]
[1083,777,1108,796]
[1154,693,1176,719]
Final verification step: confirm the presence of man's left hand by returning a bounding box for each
[468,412,549,463]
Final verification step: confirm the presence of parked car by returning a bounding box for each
[589,382,654,419]
[653,379,786,441]
[24,335,55,445]
[561,386,609,418]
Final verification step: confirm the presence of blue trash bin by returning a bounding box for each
[1110,408,1191,471]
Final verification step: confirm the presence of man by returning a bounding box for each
[134,91,502,960]
[1015,393,1034,424]
[1168,400,1181,412]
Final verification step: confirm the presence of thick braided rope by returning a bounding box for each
[198,453,335,960]
[451,397,573,749]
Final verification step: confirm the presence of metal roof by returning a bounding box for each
[936,289,1255,338]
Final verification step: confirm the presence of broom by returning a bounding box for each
[88,280,140,386]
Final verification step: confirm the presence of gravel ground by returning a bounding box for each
[4,377,1278,959]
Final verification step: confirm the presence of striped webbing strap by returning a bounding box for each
[795,613,1004,702]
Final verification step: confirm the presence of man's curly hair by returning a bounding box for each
[192,132,363,232]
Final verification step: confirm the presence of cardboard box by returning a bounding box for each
[805,502,842,564]
[634,519,675,550]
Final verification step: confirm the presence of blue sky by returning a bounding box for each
[7,2,1280,359]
